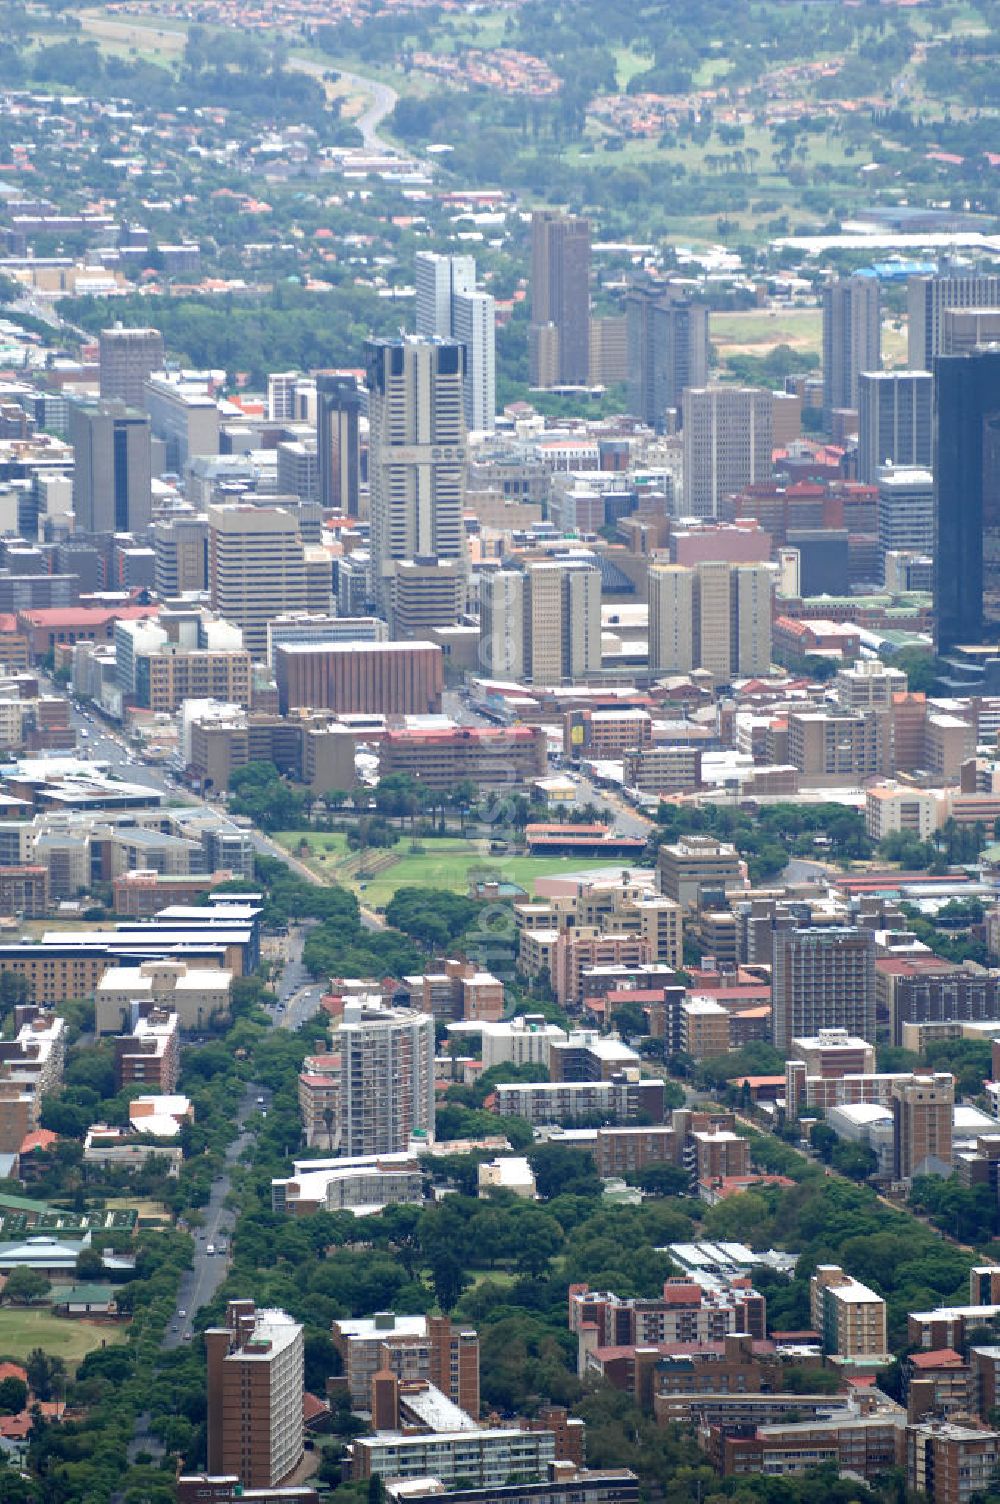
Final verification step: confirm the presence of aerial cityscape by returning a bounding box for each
[5,0,1000,1502]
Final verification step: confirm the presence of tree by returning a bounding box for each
[3,1266,49,1305]
[75,1247,105,1281]
[0,1377,26,1414]
[528,1143,602,1200]
[25,1350,65,1402]
[429,1249,468,1312]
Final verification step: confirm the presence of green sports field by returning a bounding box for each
[0,1309,127,1369]
[274,832,619,909]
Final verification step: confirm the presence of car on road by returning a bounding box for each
[206,1244,215,1255]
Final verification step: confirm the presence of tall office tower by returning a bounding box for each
[452,290,496,433]
[415,251,476,336]
[530,210,591,387]
[857,370,932,484]
[337,1003,435,1156]
[933,348,1000,654]
[416,252,495,434]
[98,326,164,407]
[316,373,362,516]
[207,503,308,660]
[771,925,876,1051]
[877,466,934,575]
[682,387,773,518]
[648,559,772,680]
[523,557,602,686]
[941,306,1000,356]
[365,336,467,636]
[625,283,709,430]
[479,569,525,679]
[69,399,153,536]
[890,1073,954,1181]
[822,273,881,419]
[908,272,1000,369]
[153,515,209,597]
[206,1300,304,1489]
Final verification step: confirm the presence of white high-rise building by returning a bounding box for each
[682,387,773,518]
[452,290,496,434]
[480,569,525,679]
[415,251,495,433]
[365,336,468,636]
[207,503,308,660]
[478,558,602,686]
[337,1003,435,1156]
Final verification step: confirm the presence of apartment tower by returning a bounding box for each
[625,283,709,430]
[205,1299,304,1489]
[648,559,772,680]
[337,1003,435,1156]
[365,336,467,636]
[771,925,876,1051]
[822,273,881,419]
[891,1073,954,1180]
[530,210,591,388]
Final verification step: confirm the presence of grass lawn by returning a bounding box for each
[0,1309,127,1370]
[274,832,620,908]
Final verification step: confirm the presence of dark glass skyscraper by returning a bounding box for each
[934,348,1000,653]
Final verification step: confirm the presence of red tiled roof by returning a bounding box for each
[16,606,159,628]
[909,1348,966,1370]
[19,1129,58,1154]
[0,1363,27,1385]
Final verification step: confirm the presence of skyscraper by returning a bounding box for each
[908,272,1000,369]
[415,252,495,434]
[98,326,164,407]
[316,373,363,516]
[822,273,881,419]
[479,569,526,680]
[337,1002,435,1156]
[69,399,152,536]
[625,283,709,430]
[365,336,467,636]
[208,503,308,659]
[877,466,934,574]
[530,210,591,387]
[206,1300,304,1489]
[933,348,1000,653]
[857,370,932,484]
[682,387,773,518]
[771,925,876,1051]
[648,559,772,680]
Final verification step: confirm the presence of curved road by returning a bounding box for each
[289,56,398,151]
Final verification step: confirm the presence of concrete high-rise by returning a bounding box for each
[480,557,602,687]
[69,399,152,536]
[316,373,362,516]
[337,1002,435,1156]
[365,336,467,636]
[530,211,591,388]
[682,387,773,518]
[908,272,1000,369]
[933,348,1000,654]
[891,1073,954,1180]
[857,370,932,484]
[153,516,209,597]
[208,503,308,659]
[822,273,881,419]
[648,559,772,680]
[877,466,934,574]
[206,1299,304,1489]
[625,283,709,430]
[98,326,164,407]
[416,252,495,434]
[771,926,876,1051]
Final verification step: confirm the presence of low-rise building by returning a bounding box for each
[95,960,233,1035]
